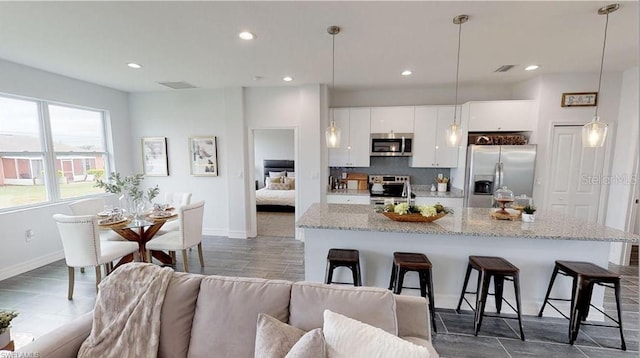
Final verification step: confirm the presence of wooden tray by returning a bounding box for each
[490,210,519,221]
[382,212,447,223]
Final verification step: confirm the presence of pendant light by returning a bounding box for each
[582,3,619,148]
[446,15,468,147]
[326,26,341,148]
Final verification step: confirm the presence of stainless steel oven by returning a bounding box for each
[370,133,413,157]
[368,175,415,205]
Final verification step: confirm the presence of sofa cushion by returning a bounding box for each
[255,313,305,358]
[289,282,397,335]
[188,276,292,358]
[323,310,430,358]
[158,272,203,358]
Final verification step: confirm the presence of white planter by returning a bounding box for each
[437,183,448,192]
[522,213,536,222]
[0,328,10,348]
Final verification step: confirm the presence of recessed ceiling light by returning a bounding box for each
[239,31,256,40]
[283,76,293,82]
[127,63,142,69]
[401,70,413,76]
[525,65,540,71]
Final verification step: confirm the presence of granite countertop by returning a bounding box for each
[296,203,639,243]
[326,189,370,196]
[326,187,464,198]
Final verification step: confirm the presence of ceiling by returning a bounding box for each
[0,1,637,93]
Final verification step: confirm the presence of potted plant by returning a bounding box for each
[522,205,536,223]
[0,311,18,348]
[95,173,160,217]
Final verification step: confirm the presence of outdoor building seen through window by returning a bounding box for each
[0,94,110,209]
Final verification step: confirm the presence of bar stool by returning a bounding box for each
[538,260,626,350]
[456,256,525,340]
[388,252,437,333]
[324,249,362,286]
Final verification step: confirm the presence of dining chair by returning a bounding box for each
[145,201,205,272]
[157,192,193,235]
[69,197,124,241]
[53,214,140,299]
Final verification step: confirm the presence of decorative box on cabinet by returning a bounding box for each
[466,100,536,132]
[410,105,461,168]
[329,108,371,167]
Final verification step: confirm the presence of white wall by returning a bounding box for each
[331,83,515,107]
[0,59,131,280]
[129,89,230,236]
[605,67,639,263]
[254,129,295,188]
[513,72,623,218]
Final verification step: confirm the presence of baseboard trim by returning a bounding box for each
[227,230,248,239]
[203,228,229,237]
[0,250,65,281]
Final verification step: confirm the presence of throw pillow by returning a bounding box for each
[255,313,326,358]
[265,176,283,187]
[284,177,295,190]
[269,171,286,178]
[268,182,291,190]
[323,310,430,358]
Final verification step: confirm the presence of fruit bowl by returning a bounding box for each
[382,212,447,223]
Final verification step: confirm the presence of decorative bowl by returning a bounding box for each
[382,212,447,223]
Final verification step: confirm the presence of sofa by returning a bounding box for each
[18,270,438,357]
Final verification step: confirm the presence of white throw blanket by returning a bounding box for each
[77,263,174,358]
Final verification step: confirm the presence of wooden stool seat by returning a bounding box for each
[538,260,626,350]
[388,252,437,333]
[325,249,362,286]
[456,255,525,340]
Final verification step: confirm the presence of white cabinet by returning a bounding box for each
[370,106,414,133]
[410,105,461,168]
[467,100,536,132]
[326,195,370,205]
[414,197,463,208]
[329,108,371,167]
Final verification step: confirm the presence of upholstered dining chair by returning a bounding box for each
[145,201,205,272]
[53,214,140,299]
[157,192,193,235]
[69,197,123,241]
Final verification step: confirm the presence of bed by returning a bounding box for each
[256,159,295,212]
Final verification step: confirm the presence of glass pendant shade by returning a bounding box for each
[582,116,608,147]
[325,120,341,148]
[446,122,461,147]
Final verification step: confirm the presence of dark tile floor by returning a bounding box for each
[0,235,637,357]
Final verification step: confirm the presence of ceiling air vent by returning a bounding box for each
[494,65,516,73]
[157,81,197,90]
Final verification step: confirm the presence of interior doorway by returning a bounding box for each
[544,125,606,222]
[252,129,296,238]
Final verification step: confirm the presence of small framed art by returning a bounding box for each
[190,136,218,176]
[561,92,597,107]
[141,137,169,176]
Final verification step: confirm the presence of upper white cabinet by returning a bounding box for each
[467,100,536,132]
[410,105,461,168]
[370,107,415,133]
[329,108,371,167]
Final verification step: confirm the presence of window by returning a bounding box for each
[0,94,111,210]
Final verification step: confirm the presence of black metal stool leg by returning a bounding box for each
[475,271,491,336]
[388,262,397,291]
[613,278,627,351]
[424,269,437,333]
[352,263,362,286]
[456,263,473,313]
[538,266,560,317]
[513,273,525,341]
[494,275,505,314]
[395,267,406,294]
[324,261,333,284]
[569,276,583,345]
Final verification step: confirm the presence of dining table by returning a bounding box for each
[99,213,178,267]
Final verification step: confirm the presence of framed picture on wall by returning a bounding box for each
[141,137,169,176]
[190,136,218,176]
[561,92,598,107]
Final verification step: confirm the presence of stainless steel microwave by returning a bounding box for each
[370,133,413,156]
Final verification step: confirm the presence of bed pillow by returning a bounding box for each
[268,182,291,190]
[269,171,286,178]
[265,176,283,187]
[286,171,295,178]
[323,310,430,358]
[284,177,295,190]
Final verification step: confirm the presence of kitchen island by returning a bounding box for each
[296,203,638,317]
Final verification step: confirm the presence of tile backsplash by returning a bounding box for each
[330,157,452,185]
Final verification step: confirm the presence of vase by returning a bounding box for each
[437,183,447,192]
[522,213,536,223]
[0,328,10,348]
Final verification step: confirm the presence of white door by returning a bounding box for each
[546,125,605,222]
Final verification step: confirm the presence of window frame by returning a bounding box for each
[0,92,113,211]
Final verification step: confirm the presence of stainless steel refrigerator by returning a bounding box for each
[464,145,537,207]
